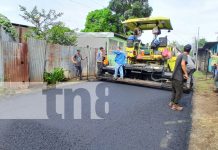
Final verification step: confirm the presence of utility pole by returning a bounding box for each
[194,37,197,67]
[215,32,218,41]
[196,27,200,71]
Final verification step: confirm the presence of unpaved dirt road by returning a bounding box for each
[189,78,218,150]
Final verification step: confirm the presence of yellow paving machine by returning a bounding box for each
[99,17,185,90]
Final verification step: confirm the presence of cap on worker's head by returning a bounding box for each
[184,44,192,52]
[77,49,80,52]
[99,47,104,50]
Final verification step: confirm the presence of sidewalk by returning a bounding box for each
[189,72,218,150]
[0,79,90,98]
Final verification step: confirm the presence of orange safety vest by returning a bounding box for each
[103,57,109,65]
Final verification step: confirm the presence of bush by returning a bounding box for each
[44,68,65,84]
[47,23,77,46]
[0,13,17,39]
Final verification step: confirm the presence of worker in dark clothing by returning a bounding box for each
[72,49,86,80]
[96,47,104,77]
[169,44,191,111]
[212,64,217,78]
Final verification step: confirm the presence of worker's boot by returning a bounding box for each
[168,102,173,107]
[171,104,183,111]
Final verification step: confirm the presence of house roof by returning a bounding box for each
[76,32,127,40]
[203,42,218,50]
[12,23,33,28]
[77,32,114,38]
[114,33,127,40]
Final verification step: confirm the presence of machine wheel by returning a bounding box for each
[125,69,131,78]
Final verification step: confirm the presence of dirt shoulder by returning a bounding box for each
[189,72,218,150]
[0,80,88,98]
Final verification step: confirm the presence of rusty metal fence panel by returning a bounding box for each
[64,46,76,78]
[60,45,71,71]
[45,44,73,78]
[46,44,62,72]
[1,41,29,88]
[28,39,97,82]
[46,45,95,78]
[0,43,3,87]
[0,38,98,89]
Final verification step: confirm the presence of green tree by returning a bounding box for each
[19,5,63,35]
[47,23,77,46]
[83,0,152,34]
[108,0,153,19]
[82,8,121,33]
[198,38,207,48]
[169,40,184,51]
[20,5,77,45]
[0,13,17,39]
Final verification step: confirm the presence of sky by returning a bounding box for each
[0,0,218,45]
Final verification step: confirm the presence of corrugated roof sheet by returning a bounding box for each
[203,42,218,49]
[77,32,114,38]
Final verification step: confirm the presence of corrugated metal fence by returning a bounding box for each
[0,27,14,88]
[0,41,29,88]
[0,27,15,42]
[28,38,97,82]
[0,38,97,87]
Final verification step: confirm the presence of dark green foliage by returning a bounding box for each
[108,0,153,19]
[0,13,17,39]
[83,0,152,34]
[47,23,77,46]
[24,27,46,40]
[198,38,207,48]
[82,8,121,33]
[44,68,65,84]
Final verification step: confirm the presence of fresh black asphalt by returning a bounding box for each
[0,81,193,150]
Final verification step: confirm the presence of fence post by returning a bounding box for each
[43,42,48,77]
[86,46,89,80]
[0,42,3,87]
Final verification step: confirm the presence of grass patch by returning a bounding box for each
[0,88,5,95]
[193,71,206,79]
[193,71,214,93]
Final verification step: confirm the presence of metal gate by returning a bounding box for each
[1,41,29,88]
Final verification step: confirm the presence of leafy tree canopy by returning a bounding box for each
[108,0,153,19]
[83,0,152,34]
[0,13,17,39]
[198,38,207,48]
[20,5,77,45]
[19,5,63,33]
[47,23,77,46]
[82,8,121,33]
[169,40,184,51]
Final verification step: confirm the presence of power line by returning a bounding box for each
[92,0,106,7]
[68,0,93,9]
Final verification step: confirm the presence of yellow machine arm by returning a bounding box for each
[122,17,173,31]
